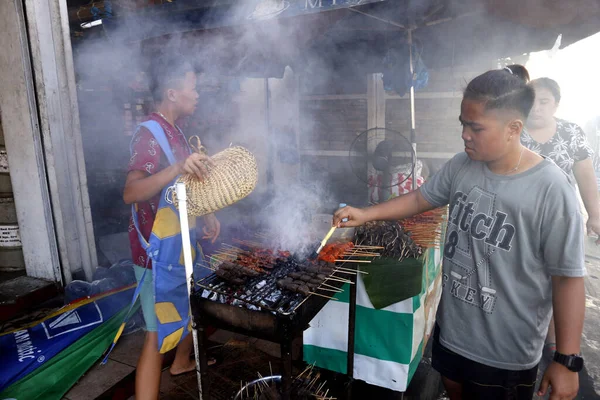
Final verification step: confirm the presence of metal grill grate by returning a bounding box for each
[195,257,310,315]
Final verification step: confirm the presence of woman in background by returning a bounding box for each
[522,77,600,363]
[523,78,600,234]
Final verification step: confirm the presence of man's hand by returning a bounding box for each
[586,216,600,245]
[538,362,579,400]
[182,153,215,181]
[333,206,370,228]
[202,213,220,243]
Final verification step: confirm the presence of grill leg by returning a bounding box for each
[198,325,211,399]
[346,272,358,398]
[280,336,293,400]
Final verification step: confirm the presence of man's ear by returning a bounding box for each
[166,88,177,102]
[508,119,524,140]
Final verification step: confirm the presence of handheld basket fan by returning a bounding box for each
[173,136,259,216]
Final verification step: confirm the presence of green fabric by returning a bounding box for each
[302,345,347,375]
[407,340,424,383]
[0,307,133,400]
[361,257,424,309]
[333,283,351,303]
[354,305,414,364]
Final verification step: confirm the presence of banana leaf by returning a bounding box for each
[361,257,424,310]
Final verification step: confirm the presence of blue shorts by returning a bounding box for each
[134,265,158,332]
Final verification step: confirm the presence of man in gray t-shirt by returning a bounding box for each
[333,67,586,400]
[419,152,585,370]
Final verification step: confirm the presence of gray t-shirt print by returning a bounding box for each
[420,152,585,370]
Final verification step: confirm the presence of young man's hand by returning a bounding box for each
[182,153,215,181]
[538,362,579,399]
[202,213,220,243]
[333,206,370,228]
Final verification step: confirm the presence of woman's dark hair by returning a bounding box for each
[463,64,535,118]
[530,77,561,103]
[148,54,195,102]
[506,64,530,83]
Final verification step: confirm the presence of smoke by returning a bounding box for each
[69,0,600,258]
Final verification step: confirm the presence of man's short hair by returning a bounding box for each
[148,54,196,102]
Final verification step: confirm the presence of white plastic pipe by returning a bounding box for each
[176,182,204,399]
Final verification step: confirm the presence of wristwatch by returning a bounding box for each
[553,352,584,372]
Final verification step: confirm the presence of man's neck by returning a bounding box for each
[155,105,178,127]
[486,145,525,175]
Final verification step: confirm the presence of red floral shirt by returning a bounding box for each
[128,113,190,268]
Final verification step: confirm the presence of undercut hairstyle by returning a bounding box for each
[530,77,561,103]
[463,64,535,119]
[148,55,195,102]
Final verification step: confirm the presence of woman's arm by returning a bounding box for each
[573,158,600,236]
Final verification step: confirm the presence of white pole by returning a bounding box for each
[408,29,418,191]
[176,182,204,399]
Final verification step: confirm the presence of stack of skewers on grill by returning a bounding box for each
[199,240,382,302]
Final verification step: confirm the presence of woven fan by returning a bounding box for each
[173,136,258,216]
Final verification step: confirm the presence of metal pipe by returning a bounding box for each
[265,78,274,190]
[347,7,405,29]
[408,29,417,191]
[176,182,204,400]
[347,271,357,376]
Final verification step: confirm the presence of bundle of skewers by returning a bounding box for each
[355,221,423,261]
[236,364,336,400]
[399,207,447,248]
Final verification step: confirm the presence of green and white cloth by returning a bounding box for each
[303,247,443,392]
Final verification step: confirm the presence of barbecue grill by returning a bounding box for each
[191,254,360,400]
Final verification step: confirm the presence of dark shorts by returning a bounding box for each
[432,325,539,400]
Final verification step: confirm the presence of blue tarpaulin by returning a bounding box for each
[0,286,135,392]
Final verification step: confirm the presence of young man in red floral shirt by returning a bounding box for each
[124,56,220,399]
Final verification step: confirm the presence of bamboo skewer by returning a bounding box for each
[318,281,343,290]
[309,291,338,300]
[334,259,371,263]
[335,266,367,274]
[332,269,357,275]
[324,276,354,284]
[344,250,380,256]
[317,286,343,293]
